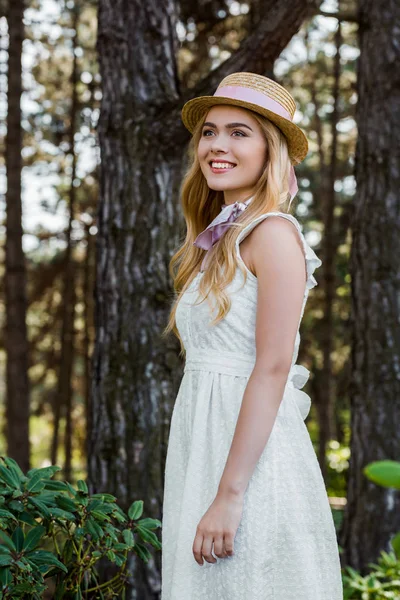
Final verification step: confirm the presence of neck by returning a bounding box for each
[222,194,255,208]
[222,188,255,206]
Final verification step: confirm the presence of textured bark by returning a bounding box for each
[340,0,400,573]
[51,8,79,479]
[305,24,340,479]
[318,20,342,477]
[5,0,30,472]
[83,222,94,459]
[90,0,321,597]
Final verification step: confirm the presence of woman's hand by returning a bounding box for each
[192,490,244,566]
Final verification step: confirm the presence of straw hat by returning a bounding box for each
[181,72,308,165]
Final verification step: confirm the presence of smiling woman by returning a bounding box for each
[161,72,343,600]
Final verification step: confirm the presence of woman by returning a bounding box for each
[161,72,343,600]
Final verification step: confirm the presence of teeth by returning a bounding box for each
[211,162,235,169]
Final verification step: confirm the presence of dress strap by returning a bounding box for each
[234,211,322,291]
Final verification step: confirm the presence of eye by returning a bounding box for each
[201,129,246,137]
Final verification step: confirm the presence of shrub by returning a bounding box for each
[342,459,400,599]
[0,456,161,599]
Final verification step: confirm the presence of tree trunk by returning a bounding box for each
[51,6,79,478]
[89,0,321,597]
[5,0,30,472]
[340,0,400,573]
[318,19,342,477]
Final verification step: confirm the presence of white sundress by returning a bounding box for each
[161,211,343,600]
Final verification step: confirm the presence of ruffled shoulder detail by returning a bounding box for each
[235,211,322,291]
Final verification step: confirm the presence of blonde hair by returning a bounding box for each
[162,108,295,357]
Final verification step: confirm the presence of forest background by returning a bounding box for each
[1,0,399,598]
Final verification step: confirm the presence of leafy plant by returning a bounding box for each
[342,459,400,599]
[342,548,400,599]
[0,456,161,599]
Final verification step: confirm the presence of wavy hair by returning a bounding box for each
[162,108,295,357]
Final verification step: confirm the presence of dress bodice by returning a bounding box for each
[176,211,322,367]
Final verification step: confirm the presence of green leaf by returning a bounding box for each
[0,531,16,552]
[28,550,68,573]
[23,525,46,552]
[28,496,51,518]
[54,580,66,600]
[0,566,11,586]
[114,543,129,551]
[134,541,151,563]
[42,479,69,492]
[136,526,161,550]
[77,480,88,494]
[137,517,162,530]
[65,482,77,496]
[122,529,134,547]
[27,467,60,493]
[0,465,20,490]
[87,499,104,512]
[85,517,100,541]
[113,505,128,523]
[26,465,60,480]
[27,479,46,494]
[8,499,24,512]
[2,458,26,481]
[0,508,18,521]
[74,527,85,540]
[62,539,74,563]
[364,460,400,490]
[55,495,77,512]
[91,493,117,502]
[18,511,37,526]
[0,556,12,568]
[114,553,125,567]
[91,510,110,523]
[49,507,76,521]
[128,500,143,520]
[12,526,24,552]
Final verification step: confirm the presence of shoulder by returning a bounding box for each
[248,214,306,280]
[248,213,304,256]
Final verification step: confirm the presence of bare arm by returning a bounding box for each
[217,217,307,498]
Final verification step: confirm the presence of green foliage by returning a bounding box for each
[0,456,161,599]
[342,459,400,599]
[342,548,400,599]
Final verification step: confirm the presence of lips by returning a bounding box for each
[209,160,237,167]
[209,163,237,174]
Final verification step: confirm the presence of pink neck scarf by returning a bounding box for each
[193,166,298,271]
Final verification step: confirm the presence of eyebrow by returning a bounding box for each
[202,121,253,132]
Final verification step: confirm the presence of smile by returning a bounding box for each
[209,162,237,173]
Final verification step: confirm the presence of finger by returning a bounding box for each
[193,532,204,566]
[213,536,228,558]
[201,535,217,564]
[223,533,235,557]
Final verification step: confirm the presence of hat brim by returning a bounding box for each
[181,96,308,165]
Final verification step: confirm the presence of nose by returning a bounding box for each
[210,134,229,154]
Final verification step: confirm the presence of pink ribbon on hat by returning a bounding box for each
[214,85,294,122]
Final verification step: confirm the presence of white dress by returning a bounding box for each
[161,211,343,600]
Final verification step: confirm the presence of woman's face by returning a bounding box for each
[197,105,268,205]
